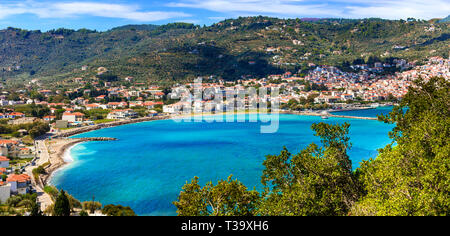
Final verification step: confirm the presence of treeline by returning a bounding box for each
[174,77,449,216]
[43,186,136,216]
[0,120,50,138]
[0,193,41,216]
[12,104,50,118]
[281,96,330,111]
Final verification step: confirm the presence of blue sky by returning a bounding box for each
[0,0,449,31]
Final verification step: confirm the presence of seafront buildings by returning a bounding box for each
[0,55,447,215]
[0,56,447,123]
[161,56,449,114]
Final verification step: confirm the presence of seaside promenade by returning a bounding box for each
[25,135,53,211]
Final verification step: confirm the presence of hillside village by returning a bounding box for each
[0,55,448,215]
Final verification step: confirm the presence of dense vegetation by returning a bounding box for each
[0,17,449,87]
[174,77,449,216]
[43,186,136,216]
[0,119,50,138]
[0,193,41,216]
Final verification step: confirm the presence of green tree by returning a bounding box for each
[173,176,260,216]
[82,201,102,214]
[353,77,449,216]
[258,122,361,216]
[53,190,71,216]
[102,204,136,216]
[30,202,43,216]
[79,210,89,216]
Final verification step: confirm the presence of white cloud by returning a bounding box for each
[208,16,229,21]
[344,0,450,19]
[168,0,339,17]
[168,0,450,19]
[0,1,191,21]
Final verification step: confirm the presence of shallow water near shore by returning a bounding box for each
[51,112,394,216]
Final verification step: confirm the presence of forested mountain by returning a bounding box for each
[0,17,449,86]
[439,15,450,23]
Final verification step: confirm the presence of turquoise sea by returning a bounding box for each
[51,111,395,216]
[331,106,393,117]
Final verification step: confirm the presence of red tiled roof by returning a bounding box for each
[7,174,31,183]
[86,104,99,107]
[0,140,18,145]
[0,156,10,161]
[64,112,85,116]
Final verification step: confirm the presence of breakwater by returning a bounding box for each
[328,107,375,112]
[72,137,118,141]
[279,110,378,120]
[329,114,377,120]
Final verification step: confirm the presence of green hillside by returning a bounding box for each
[0,17,449,87]
[439,15,450,23]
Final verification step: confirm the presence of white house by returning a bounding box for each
[0,182,11,203]
[0,156,9,168]
[107,102,127,109]
[7,174,31,195]
[163,105,176,113]
[62,112,85,123]
[107,109,138,120]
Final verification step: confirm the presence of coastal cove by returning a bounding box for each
[50,110,395,216]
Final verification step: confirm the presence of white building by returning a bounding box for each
[163,105,176,113]
[106,110,138,120]
[0,183,11,203]
[62,112,85,123]
[0,156,9,168]
[7,174,31,195]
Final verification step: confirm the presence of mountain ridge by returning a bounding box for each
[439,15,450,23]
[0,16,449,87]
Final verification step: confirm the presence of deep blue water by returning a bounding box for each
[51,113,394,216]
[331,106,393,118]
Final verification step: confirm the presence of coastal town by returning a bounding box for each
[0,55,448,216]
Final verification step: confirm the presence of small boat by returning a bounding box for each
[321,116,328,119]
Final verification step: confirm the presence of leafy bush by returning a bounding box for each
[102,204,136,216]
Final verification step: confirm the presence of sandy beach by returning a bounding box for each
[41,139,88,185]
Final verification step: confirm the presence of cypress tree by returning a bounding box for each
[53,190,71,216]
